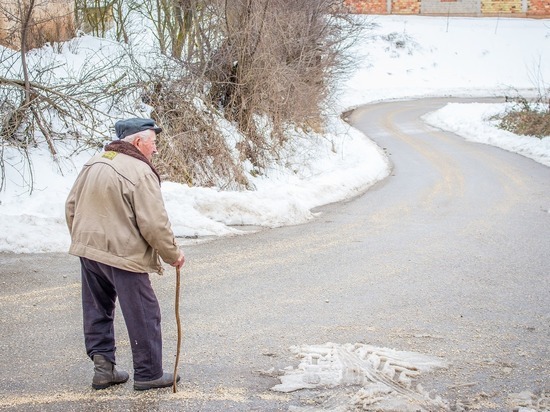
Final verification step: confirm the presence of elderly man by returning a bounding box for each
[66,118,185,391]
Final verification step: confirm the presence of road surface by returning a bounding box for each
[0,97,548,411]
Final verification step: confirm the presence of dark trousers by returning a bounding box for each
[80,257,163,381]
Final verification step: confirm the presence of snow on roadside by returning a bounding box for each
[423,103,550,167]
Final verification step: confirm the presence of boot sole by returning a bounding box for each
[134,375,180,391]
[92,379,129,390]
[133,382,174,391]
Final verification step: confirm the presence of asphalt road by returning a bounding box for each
[0,98,549,411]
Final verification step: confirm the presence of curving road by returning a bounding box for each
[0,98,548,411]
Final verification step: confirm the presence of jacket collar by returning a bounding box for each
[104,141,161,184]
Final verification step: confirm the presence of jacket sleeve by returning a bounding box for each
[133,173,181,265]
[65,181,77,233]
[65,163,89,234]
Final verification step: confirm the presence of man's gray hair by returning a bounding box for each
[121,130,153,144]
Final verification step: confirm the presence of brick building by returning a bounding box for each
[345,0,550,16]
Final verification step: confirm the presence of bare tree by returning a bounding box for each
[0,0,142,192]
[1,0,61,155]
[138,0,219,61]
[75,0,114,37]
[205,0,362,168]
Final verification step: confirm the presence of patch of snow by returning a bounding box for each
[273,343,449,411]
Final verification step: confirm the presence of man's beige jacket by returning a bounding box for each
[65,150,180,274]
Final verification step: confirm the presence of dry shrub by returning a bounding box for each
[143,0,361,185]
[145,79,250,189]
[496,98,550,139]
[206,0,359,169]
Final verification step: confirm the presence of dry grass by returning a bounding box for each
[145,80,250,190]
[495,98,550,139]
[204,0,360,169]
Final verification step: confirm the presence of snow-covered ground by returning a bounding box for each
[0,15,549,253]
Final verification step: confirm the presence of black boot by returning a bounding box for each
[134,372,180,391]
[92,354,129,390]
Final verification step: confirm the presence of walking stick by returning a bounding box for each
[173,266,182,393]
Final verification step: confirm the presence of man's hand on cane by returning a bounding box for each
[171,251,185,269]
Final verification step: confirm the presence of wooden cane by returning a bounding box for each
[173,266,182,393]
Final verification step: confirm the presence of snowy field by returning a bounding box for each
[0,16,549,254]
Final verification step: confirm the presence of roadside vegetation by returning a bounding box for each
[0,0,365,192]
[493,96,550,139]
